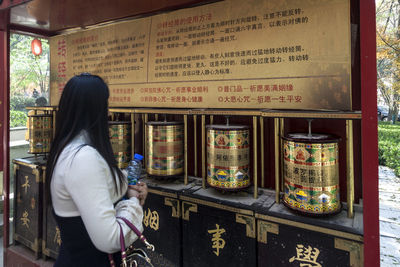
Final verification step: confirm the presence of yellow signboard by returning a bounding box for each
[50,0,351,110]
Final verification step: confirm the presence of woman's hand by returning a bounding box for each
[126,187,140,199]
[128,181,148,206]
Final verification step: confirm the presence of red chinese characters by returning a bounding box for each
[57,39,67,95]
[157,14,212,29]
[109,96,131,103]
[250,84,294,92]
[71,35,99,45]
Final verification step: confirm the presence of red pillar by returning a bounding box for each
[360,1,380,266]
[0,9,10,266]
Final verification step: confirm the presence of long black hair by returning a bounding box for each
[46,73,124,195]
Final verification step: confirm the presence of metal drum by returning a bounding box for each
[28,114,53,154]
[109,121,131,169]
[282,133,341,215]
[147,121,184,176]
[207,125,250,190]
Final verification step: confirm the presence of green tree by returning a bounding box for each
[10,33,50,98]
[9,33,50,127]
[376,0,400,122]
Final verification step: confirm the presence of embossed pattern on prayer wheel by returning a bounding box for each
[147,121,184,176]
[282,133,341,215]
[28,114,53,154]
[109,121,131,169]
[207,125,250,190]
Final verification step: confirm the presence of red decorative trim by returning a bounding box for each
[151,138,183,142]
[360,1,380,266]
[285,180,339,191]
[207,144,250,149]
[283,157,338,166]
[149,155,183,160]
[0,0,31,10]
[207,164,249,169]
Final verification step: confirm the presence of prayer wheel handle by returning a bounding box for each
[307,119,314,137]
[225,115,231,126]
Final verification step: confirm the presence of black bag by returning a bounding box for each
[109,216,155,267]
[125,248,154,267]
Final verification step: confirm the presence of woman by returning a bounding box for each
[46,73,147,266]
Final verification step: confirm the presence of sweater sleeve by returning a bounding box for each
[64,146,143,253]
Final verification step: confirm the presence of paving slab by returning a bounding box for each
[380,209,400,223]
[380,166,400,267]
[379,192,400,211]
[380,220,400,238]
[380,235,400,266]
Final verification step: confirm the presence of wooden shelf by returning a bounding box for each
[109,107,190,114]
[28,106,362,120]
[25,106,57,112]
[190,109,261,116]
[262,109,362,119]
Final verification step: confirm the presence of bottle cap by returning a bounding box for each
[134,153,144,161]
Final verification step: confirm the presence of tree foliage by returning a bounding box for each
[10,110,28,128]
[9,33,50,127]
[10,33,49,98]
[376,0,400,122]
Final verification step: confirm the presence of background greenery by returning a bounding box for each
[10,33,49,127]
[378,121,400,176]
[376,0,400,123]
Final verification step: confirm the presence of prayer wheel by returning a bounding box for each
[146,121,184,176]
[109,121,131,169]
[28,114,53,154]
[207,125,250,190]
[282,133,341,215]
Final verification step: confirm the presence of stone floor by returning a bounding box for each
[379,166,400,266]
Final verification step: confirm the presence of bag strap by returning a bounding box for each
[108,217,155,267]
[108,254,116,267]
[117,216,155,251]
[109,220,136,267]
[118,222,128,265]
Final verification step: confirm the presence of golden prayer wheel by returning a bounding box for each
[28,114,53,154]
[146,121,184,176]
[109,121,131,169]
[207,125,250,190]
[282,133,341,215]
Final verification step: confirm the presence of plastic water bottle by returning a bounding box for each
[127,153,143,185]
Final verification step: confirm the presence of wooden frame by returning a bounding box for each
[0,1,380,266]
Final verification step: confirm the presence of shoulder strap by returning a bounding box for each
[117,216,155,251]
[108,221,126,267]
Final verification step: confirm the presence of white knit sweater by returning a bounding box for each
[51,132,144,253]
